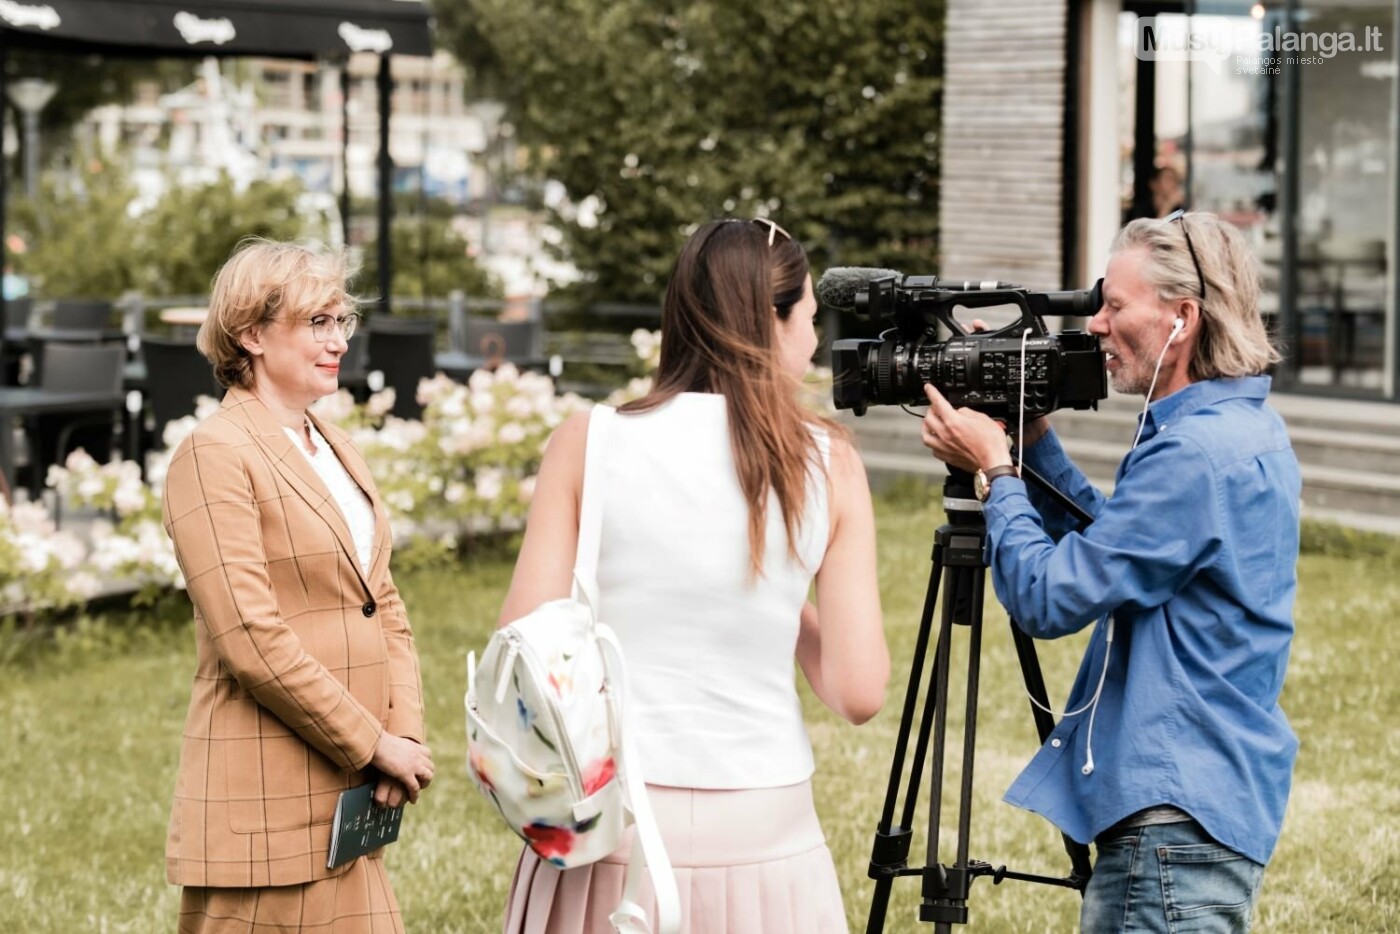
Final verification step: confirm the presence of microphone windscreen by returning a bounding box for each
[815,267,903,312]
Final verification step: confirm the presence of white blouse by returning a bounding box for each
[284,420,375,575]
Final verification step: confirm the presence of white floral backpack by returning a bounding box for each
[466,406,679,934]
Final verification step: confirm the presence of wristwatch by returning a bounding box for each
[974,464,1019,502]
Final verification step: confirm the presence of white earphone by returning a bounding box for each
[1169,317,1185,341]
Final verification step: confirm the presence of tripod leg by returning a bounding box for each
[866,540,948,934]
[915,563,984,933]
[923,561,959,874]
[954,568,987,869]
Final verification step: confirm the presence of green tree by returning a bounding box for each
[433,0,943,303]
[10,164,316,299]
[356,214,502,303]
[10,162,143,298]
[134,173,308,295]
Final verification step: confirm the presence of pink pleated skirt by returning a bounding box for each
[502,780,848,934]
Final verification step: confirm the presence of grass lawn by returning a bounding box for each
[1,492,1397,932]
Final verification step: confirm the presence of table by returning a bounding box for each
[5,326,127,344]
[159,307,209,327]
[0,388,125,491]
[159,307,209,342]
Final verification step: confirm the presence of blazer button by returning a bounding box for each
[362,602,376,617]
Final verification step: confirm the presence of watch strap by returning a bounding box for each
[977,464,1019,501]
[982,464,1019,485]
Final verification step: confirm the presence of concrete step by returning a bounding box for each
[1286,426,1400,475]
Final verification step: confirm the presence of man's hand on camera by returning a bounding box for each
[921,384,1013,474]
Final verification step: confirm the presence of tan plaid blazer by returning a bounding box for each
[162,386,425,888]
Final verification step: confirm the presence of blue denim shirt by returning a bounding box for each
[983,376,1300,865]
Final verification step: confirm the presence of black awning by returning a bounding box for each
[0,0,434,58]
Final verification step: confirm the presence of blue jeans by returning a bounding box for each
[1080,819,1265,933]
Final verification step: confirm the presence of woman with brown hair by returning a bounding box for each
[497,218,889,932]
[163,240,434,932]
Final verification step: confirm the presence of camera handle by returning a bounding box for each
[923,289,1049,340]
[865,465,1094,933]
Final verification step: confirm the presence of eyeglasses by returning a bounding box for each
[751,217,792,246]
[307,311,360,342]
[1164,209,1206,301]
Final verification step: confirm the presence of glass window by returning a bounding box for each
[1293,1,1393,391]
[1118,2,1395,394]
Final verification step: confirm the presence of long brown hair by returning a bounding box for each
[620,219,844,578]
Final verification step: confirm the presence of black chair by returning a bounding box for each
[5,296,33,332]
[339,332,371,400]
[140,338,221,448]
[52,299,114,331]
[27,343,125,492]
[366,317,436,420]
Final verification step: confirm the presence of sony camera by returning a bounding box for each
[823,270,1109,419]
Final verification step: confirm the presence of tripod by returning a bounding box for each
[866,465,1094,933]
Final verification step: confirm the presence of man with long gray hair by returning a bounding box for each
[920,210,1300,932]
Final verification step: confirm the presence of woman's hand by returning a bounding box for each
[921,384,1012,473]
[370,732,435,804]
[374,778,409,809]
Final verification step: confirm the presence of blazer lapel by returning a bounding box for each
[220,387,372,595]
[312,412,393,593]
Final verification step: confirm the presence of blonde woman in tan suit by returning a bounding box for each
[163,240,435,933]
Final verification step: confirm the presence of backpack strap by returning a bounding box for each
[596,624,681,934]
[573,405,614,612]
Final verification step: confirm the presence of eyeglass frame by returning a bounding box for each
[305,310,361,343]
[1163,208,1206,302]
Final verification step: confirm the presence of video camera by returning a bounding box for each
[818,268,1109,419]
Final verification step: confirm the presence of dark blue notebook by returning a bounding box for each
[327,783,404,869]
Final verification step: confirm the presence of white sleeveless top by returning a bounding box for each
[594,393,831,789]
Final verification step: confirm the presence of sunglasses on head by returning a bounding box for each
[750,217,792,246]
[1163,208,1206,301]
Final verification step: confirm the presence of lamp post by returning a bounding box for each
[7,78,58,199]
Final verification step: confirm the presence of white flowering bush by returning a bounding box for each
[315,371,591,563]
[0,499,99,616]
[605,329,660,406]
[46,448,181,605]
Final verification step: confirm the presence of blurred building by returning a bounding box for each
[86,51,486,209]
[79,51,572,295]
[940,0,1395,403]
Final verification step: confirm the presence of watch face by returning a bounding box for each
[974,469,989,502]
